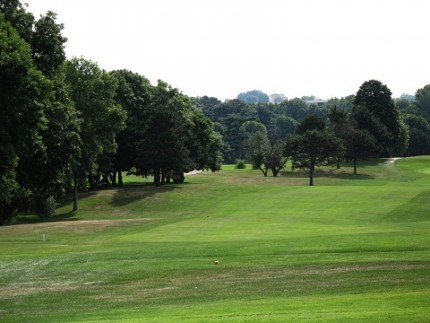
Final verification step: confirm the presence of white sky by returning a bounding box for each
[25,0,430,100]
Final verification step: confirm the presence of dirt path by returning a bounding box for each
[184,170,202,176]
[385,157,402,164]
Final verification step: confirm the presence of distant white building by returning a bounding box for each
[269,94,287,104]
[305,99,326,107]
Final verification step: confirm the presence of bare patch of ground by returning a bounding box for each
[0,284,79,297]
[1,218,156,235]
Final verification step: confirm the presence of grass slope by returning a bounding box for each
[1,157,429,322]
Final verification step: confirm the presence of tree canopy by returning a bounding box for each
[352,80,405,156]
[285,116,344,186]
[237,90,269,104]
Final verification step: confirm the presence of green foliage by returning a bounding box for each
[239,120,267,138]
[64,58,126,180]
[133,81,222,185]
[265,141,287,177]
[286,125,344,185]
[415,84,430,122]
[353,80,403,155]
[195,95,221,120]
[0,0,34,43]
[187,111,223,172]
[34,194,56,219]
[243,131,270,176]
[0,2,82,223]
[237,89,269,103]
[0,13,49,224]
[270,114,297,141]
[296,114,326,134]
[110,69,153,183]
[283,97,308,120]
[31,11,67,76]
[403,114,430,156]
[324,95,355,113]
[235,159,247,169]
[213,99,258,163]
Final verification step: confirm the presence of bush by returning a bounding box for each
[34,195,57,219]
[235,160,247,169]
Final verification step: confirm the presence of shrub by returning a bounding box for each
[236,160,247,169]
[34,195,57,219]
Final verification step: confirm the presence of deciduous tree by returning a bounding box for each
[353,80,403,156]
[0,13,48,224]
[285,116,344,186]
[64,58,126,210]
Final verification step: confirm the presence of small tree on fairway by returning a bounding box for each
[344,128,379,174]
[328,106,350,168]
[285,129,344,186]
[243,131,270,176]
[329,106,379,174]
[265,141,287,177]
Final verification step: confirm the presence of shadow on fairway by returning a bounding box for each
[11,212,80,225]
[324,170,376,181]
[384,189,430,222]
[10,191,99,225]
[282,169,376,181]
[110,183,183,207]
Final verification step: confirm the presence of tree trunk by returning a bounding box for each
[161,170,166,186]
[73,175,79,212]
[112,171,117,186]
[102,174,109,186]
[259,166,268,177]
[353,158,357,174]
[272,167,283,177]
[118,171,123,187]
[337,158,340,169]
[309,163,315,186]
[0,203,5,226]
[154,169,161,187]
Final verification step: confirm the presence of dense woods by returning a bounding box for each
[0,1,221,224]
[1,1,430,224]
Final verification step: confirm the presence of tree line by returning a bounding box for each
[0,1,222,225]
[195,81,430,185]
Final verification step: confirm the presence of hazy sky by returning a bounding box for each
[25,0,430,100]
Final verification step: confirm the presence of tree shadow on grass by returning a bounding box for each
[383,189,430,223]
[323,169,376,180]
[56,191,98,209]
[11,212,81,225]
[9,191,99,225]
[110,183,182,208]
[281,168,375,182]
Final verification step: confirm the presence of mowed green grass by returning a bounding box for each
[0,157,429,322]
